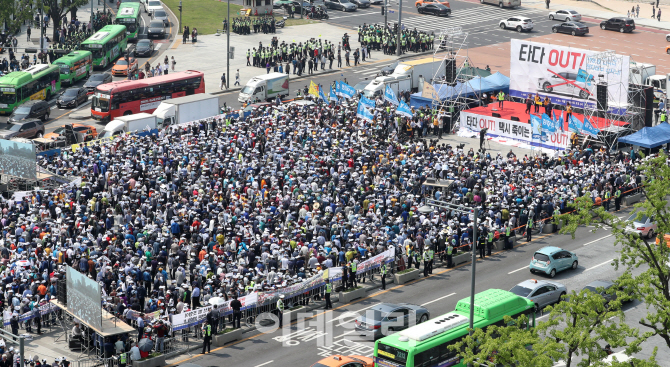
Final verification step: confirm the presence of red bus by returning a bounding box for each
[90,70,205,122]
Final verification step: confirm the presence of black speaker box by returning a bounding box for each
[492,113,501,118]
[597,83,608,111]
[511,116,520,121]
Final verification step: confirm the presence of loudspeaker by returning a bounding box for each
[57,279,67,305]
[644,86,654,127]
[511,116,520,121]
[445,58,456,85]
[492,113,501,118]
[597,83,608,111]
[442,114,452,132]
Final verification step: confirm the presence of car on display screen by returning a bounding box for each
[529,246,578,278]
[147,20,167,38]
[548,10,581,21]
[153,9,169,25]
[551,21,589,36]
[415,0,450,7]
[624,211,657,239]
[417,3,451,16]
[134,39,155,57]
[600,17,635,32]
[84,72,113,94]
[537,71,593,99]
[354,303,429,340]
[509,279,567,312]
[325,0,357,11]
[582,280,634,305]
[146,0,163,15]
[0,119,45,139]
[57,87,88,108]
[499,16,534,32]
[8,100,51,123]
[310,355,373,367]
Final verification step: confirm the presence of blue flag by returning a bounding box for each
[356,101,374,121]
[329,85,338,102]
[530,114,542,140]
[360,96,375,110]
[384,85,399,105]
[553,111,564,132]
[541,113,556,133]
[396,101,412,118]
[340,82,356,99]
[318,86,327,102]
[582,118,600,137]
[576,69,591,83]
[335,81,342,97]
[568,115,583,133]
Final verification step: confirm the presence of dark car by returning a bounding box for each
[0,120,45,139]
[350,0,370,8]
[57,87,88,109]
[8,100,50,123]
[135,39,155,57]
[582,280,634,305]
[417,3,451,16]
[600,17,635,32]
[551,21,589,36]
[147,20,166,38]
[84,73,112,94]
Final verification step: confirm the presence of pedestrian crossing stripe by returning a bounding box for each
[382,8,546,33]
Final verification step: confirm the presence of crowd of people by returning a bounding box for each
[357,23,436,55]
[228,16,277,35]
[0,86,647,364]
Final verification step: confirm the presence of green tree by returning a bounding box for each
[36,0,90,42]
[558,153,670,350]
[0,0,35,34]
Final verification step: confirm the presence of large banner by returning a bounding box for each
[461,111,571,150]
[66,266,102,330]
[509,40,629,114]
[0,139,36,180]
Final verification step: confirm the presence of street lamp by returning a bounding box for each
[422,198,479,336]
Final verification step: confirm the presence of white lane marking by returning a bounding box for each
[254,361,274,367]
[537,314,550,321]
[421,292,456,306]
[585,259,614,272]
[508,265,528,274]
[582,234,612,246]
[327,302,382,323]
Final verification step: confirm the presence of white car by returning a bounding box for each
[499,16,534,32]
[146,0,163,15]
[549,9,581,22]
[666,33,670,42]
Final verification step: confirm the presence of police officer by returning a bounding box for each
[201,320,212,354]
[504,223,511,250]
[427,246,435,274]
[603,190,611,212]
[446,239,454,268]
[350,259,358,288]
[498,90,505,109]
[118,351,127,367]
[380,263,387,290]
[614,187,622,211]
[478,234,486,259]
[486,230,494,257]
[324,279,333,309]
[422,246,431,277]
[526,216,534,242]
[276,294,285,328]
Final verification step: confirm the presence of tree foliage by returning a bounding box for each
[0,0,35,34]
[36,0,90,42]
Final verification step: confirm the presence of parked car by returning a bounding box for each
[624,211,657,239]
[415,0,450,7]
[600,17,635,32]
[325,0,357,11]
[153,9,169,25]
[57,87,88,108]
[499,16,534,32]
[147,20,167,38]
[537,71,593,99]
[310,355,373,367]
[45,124,98,141]
[582,280,634,305]
[548,10,581,21]
[529,246,578,278]
[551,21,589,36]
[417,3,451,16]
[134,39,155,57]
[84,72,113,94]
[146,0,163,15]
[354,303,429,340]
[509,279,567,312]
[8,100,50,123]
[112,57,138,76]
[0,119,45,139]
[350,0,370,7]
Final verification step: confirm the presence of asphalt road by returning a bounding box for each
[163,206,666,367]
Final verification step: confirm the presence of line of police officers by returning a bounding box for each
[357,23,435,55]
[231,16,276,35]
[247,38,335,69]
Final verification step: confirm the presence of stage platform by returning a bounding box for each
[465,101,628,130]
[51,300,135,337]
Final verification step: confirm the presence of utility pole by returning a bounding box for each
[178,0,182,34]
[91,0,94,27]
[40,8,44,61]
[396,0,402,56]
[384,1,388,29]
[469,207,478,336]
[226,0,230,88]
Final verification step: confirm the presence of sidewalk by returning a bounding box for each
[523,0,670,31]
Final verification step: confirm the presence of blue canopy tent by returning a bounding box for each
[618,123,670,148]
[409,72,510,108]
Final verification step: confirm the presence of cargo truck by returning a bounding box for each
[238,73,289,103]
[153,94,220,127]
[100,113,156,138]
[362,58,446,98]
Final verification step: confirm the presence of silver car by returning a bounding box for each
[624,211,657,239]
[549,10,581,22]
[354,303,429,340]
[326,0,357,11]
[152,9,169,25]
[509,279,567,312]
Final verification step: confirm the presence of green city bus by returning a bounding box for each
[115,2,141,40]
[80,25,128,69]
[373,289,536,367]
[52,51,93,86]
[0,64,62,115]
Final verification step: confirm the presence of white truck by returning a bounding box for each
[629,61,669,103]
[100,113,157,138]
[153,94,220,127]
[238,73,289,103]
[362,58,446,98]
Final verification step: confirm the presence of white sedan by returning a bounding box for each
[549,9,581,22]
[146,0,164,15]
[499,16,534,32]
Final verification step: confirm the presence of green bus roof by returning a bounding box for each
[81,25,127,45]
[377,289,534,349]
[52,51,93,66]
[116,3,141,19]
[0,64,59,87]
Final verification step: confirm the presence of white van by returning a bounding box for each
[480,0,520,8]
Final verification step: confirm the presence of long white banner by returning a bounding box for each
[460,111,571,150]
